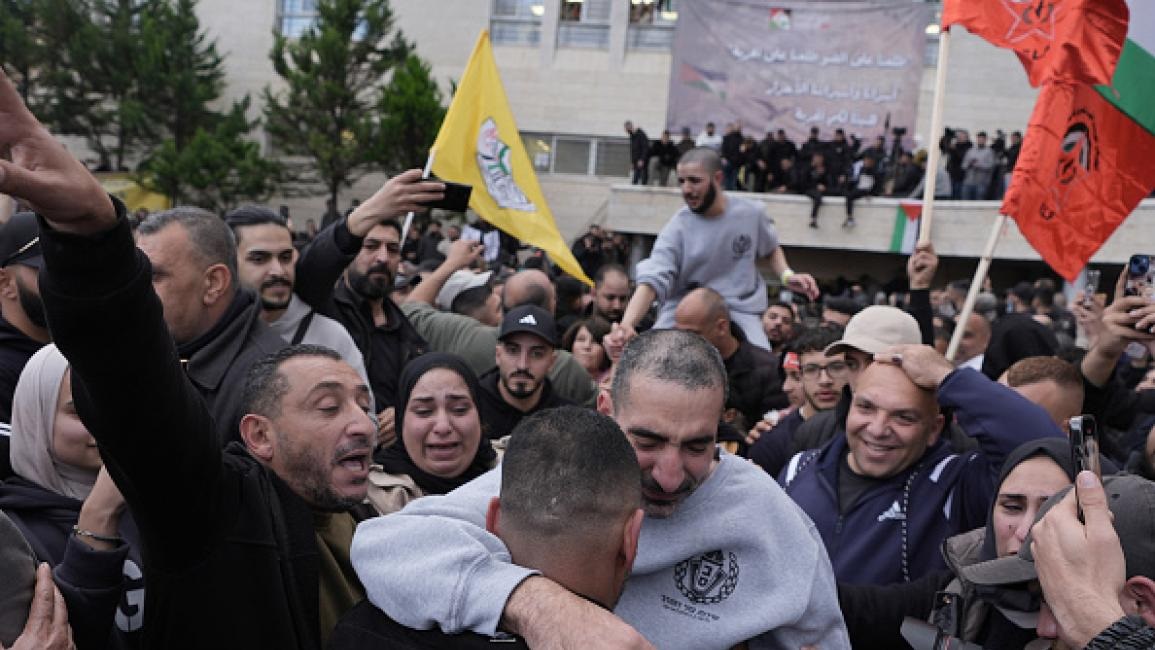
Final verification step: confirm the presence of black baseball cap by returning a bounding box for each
[0,212,43,270]
[498,305,557,347]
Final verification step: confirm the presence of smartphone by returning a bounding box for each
[419,179,472,212]
[1124,254,1154,300]
[1083,269,1100,308]
[1069,415,1102,522]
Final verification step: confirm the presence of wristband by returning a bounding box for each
[73,526,123,546]
[780,269,796,285]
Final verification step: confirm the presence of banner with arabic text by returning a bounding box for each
[667,1,931,144]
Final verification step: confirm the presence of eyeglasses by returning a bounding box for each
[801,360,850,380]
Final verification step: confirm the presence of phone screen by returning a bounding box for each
[1069,415,1102,522]
[1124,255,1154,300]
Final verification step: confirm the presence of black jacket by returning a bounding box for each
[0,477,144,650]
[177,289,286,444]
[331,600,529,650]
[629,128,649,164]
[476,367,573,440]
[724,324,787,430]
[0,316,42,479]
[40,208,342,650]
[296,218,427,409]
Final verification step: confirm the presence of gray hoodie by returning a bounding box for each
[635,196,779,329]
[350,452,849,649]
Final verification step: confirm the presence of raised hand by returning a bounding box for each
[0,68,114,234]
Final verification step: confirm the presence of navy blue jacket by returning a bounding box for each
[782,368,1063,586]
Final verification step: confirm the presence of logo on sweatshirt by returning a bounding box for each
[877,499,906,522]
[731,234,752,259]
[674,550,739,604]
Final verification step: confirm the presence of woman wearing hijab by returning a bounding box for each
[364,353,498,516]
[839,437,1076,649]
[0,344,143,649]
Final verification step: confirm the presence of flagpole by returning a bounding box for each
[946,213,1007,362]
[918,28,951,246]
[400,150,437,245]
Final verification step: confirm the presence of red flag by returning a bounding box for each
[1002,83,1155,280]
[942,0,1128,86]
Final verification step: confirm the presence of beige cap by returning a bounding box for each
[825,305,922,356]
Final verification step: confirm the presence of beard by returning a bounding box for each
[688,183,718,215]
[276,430,369,512]
[349,263,394,299]
[16,278,47,330]
[259,278,293,311]
[639,471,699,518]
[501,370,540,399]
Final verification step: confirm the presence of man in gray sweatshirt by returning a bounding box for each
[612,147,819,352]
[351,330,849,649]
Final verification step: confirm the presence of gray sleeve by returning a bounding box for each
[756,210,780,258]
[548,351,597,407]
[634,221,683,303]
[753,519,851,649]
[350,469,539,636]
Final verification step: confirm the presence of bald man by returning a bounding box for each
[399,239,597,406]
[782,344,1063,585]
[613,147,819,353]
[675,287,786,431]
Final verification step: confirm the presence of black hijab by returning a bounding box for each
[375,353,496,495]
[974,437,1076,649]
[978,437,1077,562]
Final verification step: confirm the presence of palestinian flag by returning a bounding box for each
[679,63,727,101]
[1002,0,1155,280]
[889,202,922,254]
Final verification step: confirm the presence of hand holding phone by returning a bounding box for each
[1124,254,1154,301]
[418,177,472,212]
[1069,415,1101,523]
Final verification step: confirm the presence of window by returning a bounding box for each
[280,0,317,37]
[558,0,611,48]
[521,132,630,177]
[627,0,676,49]
[492,0,544,45]
[554,138,593,174]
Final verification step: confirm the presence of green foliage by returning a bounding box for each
[376,53,445,172]
[263,0,414,205]
[0,0,41,101]
[141,98,282,212]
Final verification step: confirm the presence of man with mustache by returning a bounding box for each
[610,147,819,353]
[476,305,572,440]
[352,329,847,648]
[227,206,371,405]
[0,67,379,647]
[296,170,445,411]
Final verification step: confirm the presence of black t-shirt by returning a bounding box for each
[330,600,529,650]
[838,451,888,515]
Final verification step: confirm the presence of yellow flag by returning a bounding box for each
[431,31,593,286]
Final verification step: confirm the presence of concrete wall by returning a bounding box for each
[195,2,1055,259]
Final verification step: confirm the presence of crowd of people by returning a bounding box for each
[627,120,1021,228]
[2,63,1155,650]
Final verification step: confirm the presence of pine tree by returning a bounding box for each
[263,0,412,207]
[0,0,40,102]
[376,53,445,172]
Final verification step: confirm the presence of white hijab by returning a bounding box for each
[9,344,96,500]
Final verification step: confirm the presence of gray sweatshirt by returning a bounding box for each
[269,295,372,407]
[350,453,849,649]
[635,196,779,329]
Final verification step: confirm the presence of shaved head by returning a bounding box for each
[503,269,556,313]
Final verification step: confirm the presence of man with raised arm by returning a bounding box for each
[609,148,819,353]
